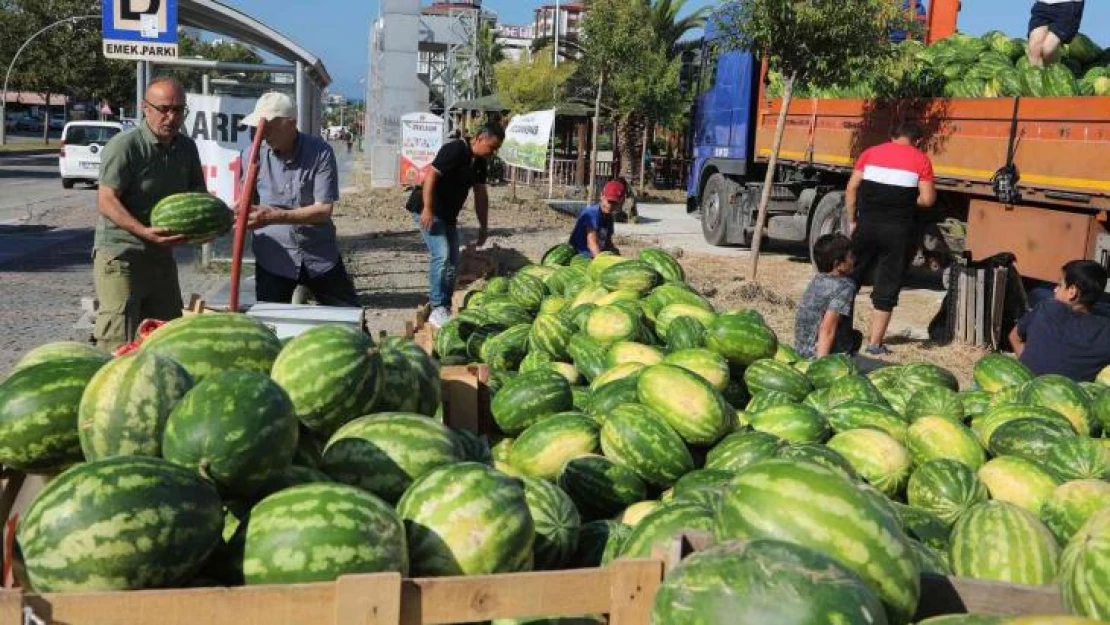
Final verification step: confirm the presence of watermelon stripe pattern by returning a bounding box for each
[619,501,714,559]
[397,462,535,576]
[270,325,383,436]
[508,413,600,480]
[1060,508,1110,620]
[599,403,694,487]
[243,483,408,584]
[17,456,224,591]
[78,351,193,461]
[522,476,581,570]
[10,341,109,375]
[140,313,283,381]
[558,454,647,521]
[949,501,1060,586]
[150,192,233,244]
[637,364,733,446]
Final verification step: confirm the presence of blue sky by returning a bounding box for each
[222,0,1110,98]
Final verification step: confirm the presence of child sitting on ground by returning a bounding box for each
[1009,260,1110,382]
[795,234,864,359]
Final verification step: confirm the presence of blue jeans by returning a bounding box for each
[413,213,459,309]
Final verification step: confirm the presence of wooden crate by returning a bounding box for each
[654,533,1066,620]
[1,560,662,625]
[439,364,495,437]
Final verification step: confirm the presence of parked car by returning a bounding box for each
[49,115,66,131]
[4,112,18,132]
[59,121,124,189]
[15,115,43,132]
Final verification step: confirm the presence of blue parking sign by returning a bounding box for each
[102,0,179,60]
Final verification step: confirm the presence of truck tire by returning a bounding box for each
[808,191,847,265]
[701,173,740,247]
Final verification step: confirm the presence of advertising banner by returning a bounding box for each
[183,93,257,206]
[399,112,445,186]
[500,109,555,172]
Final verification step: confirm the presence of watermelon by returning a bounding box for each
[542,243,577,267]
[893,503,951,551]
[483,301,535,328]
[600,403,694,487]
[572,519,630,568]
[590,362,645,391]
[960,390,994,418]
[978,456,1060,514]
[652,538,889,625]
[1043,436,1110,482]
[9,341,108,375]
[521,476,580,570]
[705,315,778,368]
[509,273,548,312]
[558,454,647,521]
[916,617,1004,625]
[665,316,707,351]
[988,384,1026,409]
[397,462,534,576]
[1023,374,1094,435]
[662,348,730,392]
[596,289,643,309]
[587,374,641,417]
[374,337,440,417]
[637,364,733,446]
[519,264,556,283]
[546,266,587,297]
[748,404,830,444]
[906,416,986,469]
[655,304,717,340]
[321,412,464,503]
[78,351,193,461]
[568,333,608,382]
[899,363,959,393]
[746,389,798,413]
[826,375,888,408]
[910,539,953,576]
[638,248,685,283]
[162,369,299,498]
[585,252,629,279]
[705,430,784,472]
[671,468,733,508]
[1060,507,1110,620]
[492,369,573,435]
[469,323,508,361]
[242,482,407,585]
[530,313,576,361]
[569,285,609,311]
[1092,390,1110,433]
[0,357,104,471]
[743,358,813,401]
[949,501,1060,585]
[643,284,713,323]
[827,429,912,497]
[614,501,658,527]
[509,412,600,479]
[907,459,990,528]
[972,354,1034,392]
[716,459,920,623]
[618,501,714,559]
[17,456,223,591]
[606,341,664,367]
[905,386,964,422]
[805,353,857,389]
[539,296,569,317]
[140,313,282,381]
[433,319,468,362]
[971,404,1074,448]
[775,442,860,481]
[585,305,639,343]
[150,192,232,243]
[481,324,532,371]
[1041,480,1110,544]
[599,260,659,294]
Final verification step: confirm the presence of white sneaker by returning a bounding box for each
[427,306,452,328]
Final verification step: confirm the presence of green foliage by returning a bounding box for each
[494,46,575,115]
[168,29,266,93]
[477,22,506,98]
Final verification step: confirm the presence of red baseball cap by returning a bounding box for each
[602,181,627,202]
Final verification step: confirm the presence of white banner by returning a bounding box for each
[183,93,258,206]
[399,112,444,186]
[500,109,556,172]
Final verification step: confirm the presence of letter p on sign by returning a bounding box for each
[102,0,177,60]
[112,0,166,37]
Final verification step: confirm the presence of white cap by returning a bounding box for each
[242,92,296,127]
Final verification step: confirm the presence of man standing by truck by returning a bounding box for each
[94,77,206,351]
[845,122,937,356]
[1028,0,1086,68]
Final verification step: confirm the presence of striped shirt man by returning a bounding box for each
[854,140,935,225]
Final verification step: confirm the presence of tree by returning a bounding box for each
[712,0,909,280]
[169,30,266,93]
[476,22,505,97]
[494,46,575,115]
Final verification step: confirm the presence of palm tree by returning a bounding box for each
[476,22,506,97]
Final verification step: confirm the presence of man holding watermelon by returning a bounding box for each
[93,77,206,351]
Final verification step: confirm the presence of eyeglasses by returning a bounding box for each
[144,100,188,116]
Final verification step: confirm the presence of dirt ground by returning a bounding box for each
[335,180,984,387]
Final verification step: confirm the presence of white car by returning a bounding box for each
[59,121,124,189]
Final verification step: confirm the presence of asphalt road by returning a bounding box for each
[0,151,91,225]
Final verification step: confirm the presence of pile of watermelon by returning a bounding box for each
[0,243,1107,625]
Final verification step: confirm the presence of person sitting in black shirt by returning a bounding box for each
[1009,260,1110,382]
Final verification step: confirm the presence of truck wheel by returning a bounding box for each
[701,173,739,247]
[808,191,847,264]
[61,178,75,189]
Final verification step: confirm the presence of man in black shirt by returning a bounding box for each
[407,123,504,326]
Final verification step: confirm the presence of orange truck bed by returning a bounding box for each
[754,96,1110,211]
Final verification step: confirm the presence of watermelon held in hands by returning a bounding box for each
[16,456,224,592]
[243,482,408,584]
[651,539,890,625]
[0,357,104,472]
[397,462,535,576]
[150,192,233,244]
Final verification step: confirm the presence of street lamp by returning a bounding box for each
[0,14,99,146]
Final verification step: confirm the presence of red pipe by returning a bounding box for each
[229,118,267,313]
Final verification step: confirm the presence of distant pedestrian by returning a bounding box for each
[407,123,505,327]
[845,121,936,356]
[570,181,625,258]
[1028,0,1085,67]
[93,77,205,351]
[345,130,353,154]
[242,92,358,307]
[795,234,863,359]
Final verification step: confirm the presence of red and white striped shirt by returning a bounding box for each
[854,141,935,224]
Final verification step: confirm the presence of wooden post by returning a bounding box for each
[588,72,605,202]
[576,120,587,188]
[748,74,794,281]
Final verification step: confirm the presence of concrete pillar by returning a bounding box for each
[295,61,306,131]
[135,61,145,122]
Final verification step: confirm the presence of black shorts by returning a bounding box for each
[1029,1,1085,44]
[851,221,914,313]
